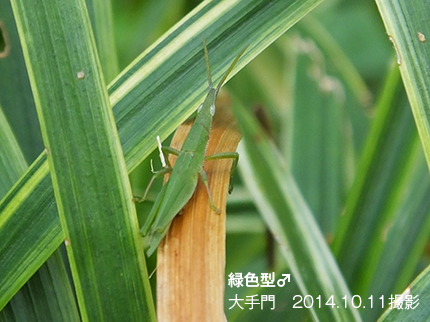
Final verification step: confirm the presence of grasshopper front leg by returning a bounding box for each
[132,166,172,203]
[132,142,181,203]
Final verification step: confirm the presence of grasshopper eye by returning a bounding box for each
[197,104,203,113]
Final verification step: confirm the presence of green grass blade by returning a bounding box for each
[0,107,27,195]
[10,0,156,319]
[333,66,416,277]
[375,0,430,168]
[0,0,325,308]
[5,250,80,322]
[232,101,362,322]
[288,37,346,236]
[1,0,117,316]
[0,106,79,320]
[363,149,430,321]
[298,15,372,108]
[113,0,187,68]
[332,64,430,321]
[0,1,42,162]
[85,0,119,82]
[295,15,374,158]
[378,265,429,321]
[109,0,326,172]
[0,156,62,310]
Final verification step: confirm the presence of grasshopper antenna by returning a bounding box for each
[202,38,213,89]
[215,45,248,95]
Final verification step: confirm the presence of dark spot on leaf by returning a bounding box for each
[253,104,273,138]
[0,21,11,58]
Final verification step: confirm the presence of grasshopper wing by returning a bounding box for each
[141,164,199,256]
[140,179,170,236]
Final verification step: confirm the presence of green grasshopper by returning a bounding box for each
[138,41,247,256]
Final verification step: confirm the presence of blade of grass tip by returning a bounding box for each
[10,0,156,319]
[375,0,430,169]
[232,100,362,322]
[0,0,326,308]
